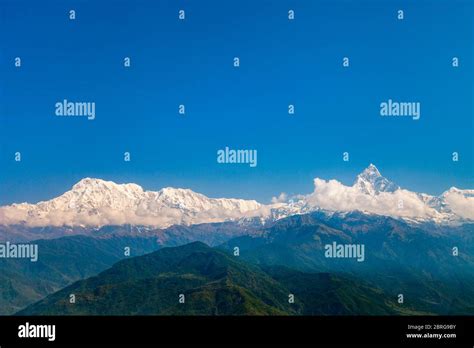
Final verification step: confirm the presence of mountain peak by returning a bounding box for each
[442,186,474,197]
[159,187,198,196]
[72,177,104,188]
[360,164,382,178]
[71,178,143,193]
[1,166,472,229]
[354,164,399,195]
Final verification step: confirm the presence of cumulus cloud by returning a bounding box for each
[443,190,474,220]
[0,201,265,228]
[304,178,441,219]
[271,192,288,204]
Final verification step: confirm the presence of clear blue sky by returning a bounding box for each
[0,0,472,204]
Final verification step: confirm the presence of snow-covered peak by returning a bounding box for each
[154,187,260,212]
[72,177,108,189]
[0,166,472,228]
[281,165,473,224]
[441,187,474,197]
[353,164,399,195]
[0,179,262,228]
[58,178,146,213]
[434,187,474,220]
[156,187,207,204]
[72,178,143,193]
[362,163,381,176]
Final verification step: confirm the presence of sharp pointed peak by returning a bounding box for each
[354,164,399,194]
[361,163,381,176]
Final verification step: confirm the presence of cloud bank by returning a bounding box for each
[0,168,472,228]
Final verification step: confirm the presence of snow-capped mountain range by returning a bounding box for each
[0,164,472,228]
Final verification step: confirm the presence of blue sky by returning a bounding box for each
[0,0,472,204]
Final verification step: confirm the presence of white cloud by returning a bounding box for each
[0,200,265,228]
[0,174,472,228]
[443,190,474,220]
[271,192,288,204]
[304,178,441,219]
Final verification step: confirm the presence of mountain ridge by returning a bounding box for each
[0,165,472,229]
[17,241,416,316]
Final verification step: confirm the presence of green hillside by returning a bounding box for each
[18,242,415,315]
[0,235,160,315]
